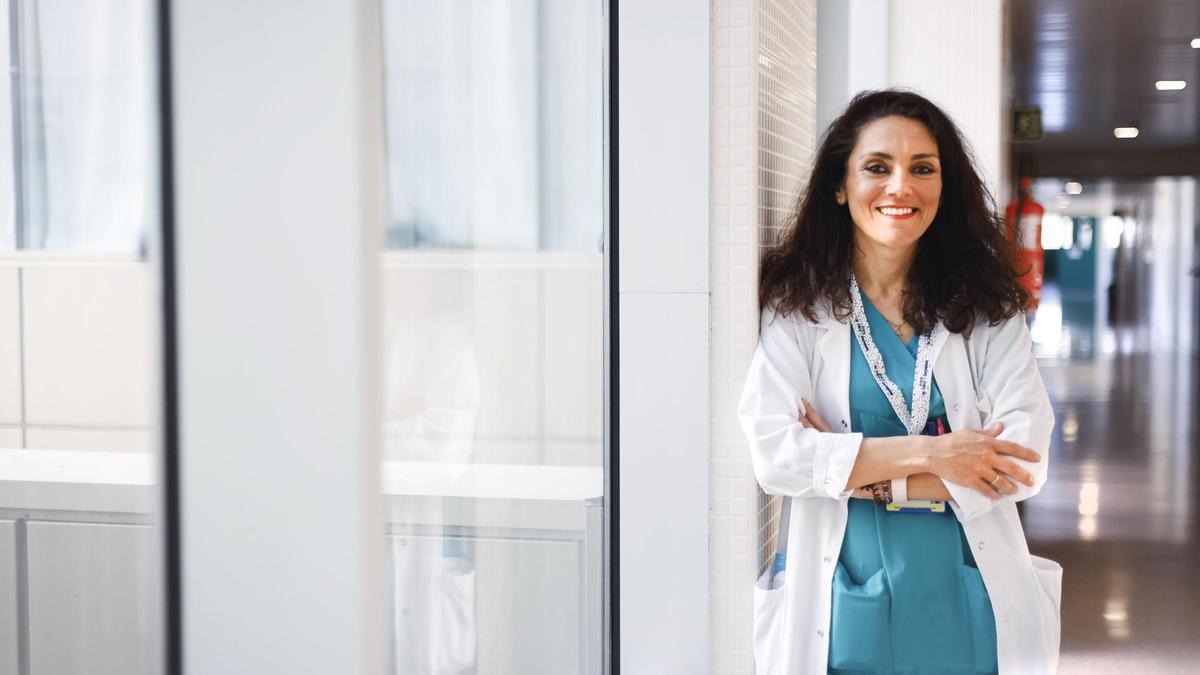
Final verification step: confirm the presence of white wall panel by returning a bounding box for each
[620,1,712,670]
[619,292,709,674]
[25,428,151,454]
[0,427,19,448]
[0,268,20,426]
[887,0,1004,195]
[25,521,159,675]
[21,265,152,428]
[541,265,602,457]
[173,1,387,672]
[617,1,710,294]
[0,520,16,675]
[472,268,542,443]
[817,0,1002,198]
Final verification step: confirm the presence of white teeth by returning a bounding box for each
[879,207,915,215]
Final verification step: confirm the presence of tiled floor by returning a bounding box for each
[1023,285,1200,673]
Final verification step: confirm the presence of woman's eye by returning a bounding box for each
[913,165,937,176]
[865,164,888,174]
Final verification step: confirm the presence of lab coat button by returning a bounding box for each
[1003,613,1010,623]
[977,541,985,550]
[817,629,824,638]
[840,420,847,428]
[953,402,960,411]
[823,556,832,563]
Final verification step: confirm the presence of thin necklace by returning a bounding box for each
[883,315,905,337]
[849,273,936,435]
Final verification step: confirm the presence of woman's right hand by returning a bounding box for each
[926,422,1041,499]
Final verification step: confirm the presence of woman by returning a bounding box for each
[739,90,1061,674]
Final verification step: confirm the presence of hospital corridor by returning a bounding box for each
[0,0,1199,674]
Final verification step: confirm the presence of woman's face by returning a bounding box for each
[837,115,942,254]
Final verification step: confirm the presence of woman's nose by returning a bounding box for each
[886,171,913,196]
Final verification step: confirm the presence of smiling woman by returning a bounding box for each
[742,89,1060,674]
[759,90,1027,337]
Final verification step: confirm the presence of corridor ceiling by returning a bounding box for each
[1009,0,1200,174]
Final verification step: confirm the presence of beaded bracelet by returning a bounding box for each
[869,479,893,505]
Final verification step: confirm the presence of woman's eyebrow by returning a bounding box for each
[858,151,940,161]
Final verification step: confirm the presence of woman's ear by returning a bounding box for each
[835,188,846,205]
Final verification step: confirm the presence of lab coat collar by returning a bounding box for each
[813,307,952,371]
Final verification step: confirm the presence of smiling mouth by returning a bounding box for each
[877,206,917,217]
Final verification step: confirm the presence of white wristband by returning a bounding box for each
[892,476,908,504]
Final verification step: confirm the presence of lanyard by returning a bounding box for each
[848,273,935,436]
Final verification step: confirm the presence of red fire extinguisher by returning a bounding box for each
[1004,177,1045,313]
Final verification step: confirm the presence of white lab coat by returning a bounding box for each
[739,303,1062,674]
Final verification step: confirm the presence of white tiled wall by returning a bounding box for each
[711,0,818,672]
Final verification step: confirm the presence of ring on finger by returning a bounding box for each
[988,473,1003,487]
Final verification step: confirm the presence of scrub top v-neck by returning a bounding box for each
[827,293,998,675]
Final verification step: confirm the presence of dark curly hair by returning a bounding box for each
[758,89,1029,335]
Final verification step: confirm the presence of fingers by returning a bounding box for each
[974,475,1003,499]
[992,458,1035,487]
[801,399,833,432]
[993,439,1041,463]
[985,472,1019,495]
[797,410,825,432]
[982,422,1004,437]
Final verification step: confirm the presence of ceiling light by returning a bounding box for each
[1114,127,1139,139]
[1064,181,1083,195]
[1192,38,1200,48]
[1155,80,1187,91]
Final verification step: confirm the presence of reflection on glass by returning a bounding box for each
[10,0,154,253]
[381,1,607,672]
[0,1,161,674]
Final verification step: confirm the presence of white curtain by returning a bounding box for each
[17,0,153,253]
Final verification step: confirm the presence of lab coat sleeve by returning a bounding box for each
[738,306,863,499]
[945,313,1056,521]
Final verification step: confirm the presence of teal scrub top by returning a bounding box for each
[827,294,998,675]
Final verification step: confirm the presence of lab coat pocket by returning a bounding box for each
[960,564,999,673]
[1030,555,1063,655]
[431,556,477,673]
[828,564,892,672]
[753,566,788,675]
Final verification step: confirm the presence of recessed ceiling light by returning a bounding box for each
[1155,80,1187,91]
[1064,181,1083,195]
[1114,127,1139,139]
[1192,38,1200,48]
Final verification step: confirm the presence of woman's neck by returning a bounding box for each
[851,236,917,303]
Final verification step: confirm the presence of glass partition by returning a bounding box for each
[380,1,608,672]
[0,1,163,674]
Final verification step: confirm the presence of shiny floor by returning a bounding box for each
[1024,285,1200,674]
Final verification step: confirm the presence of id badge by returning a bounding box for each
[886,500,946,513]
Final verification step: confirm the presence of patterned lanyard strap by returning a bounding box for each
[848,273,936,436]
